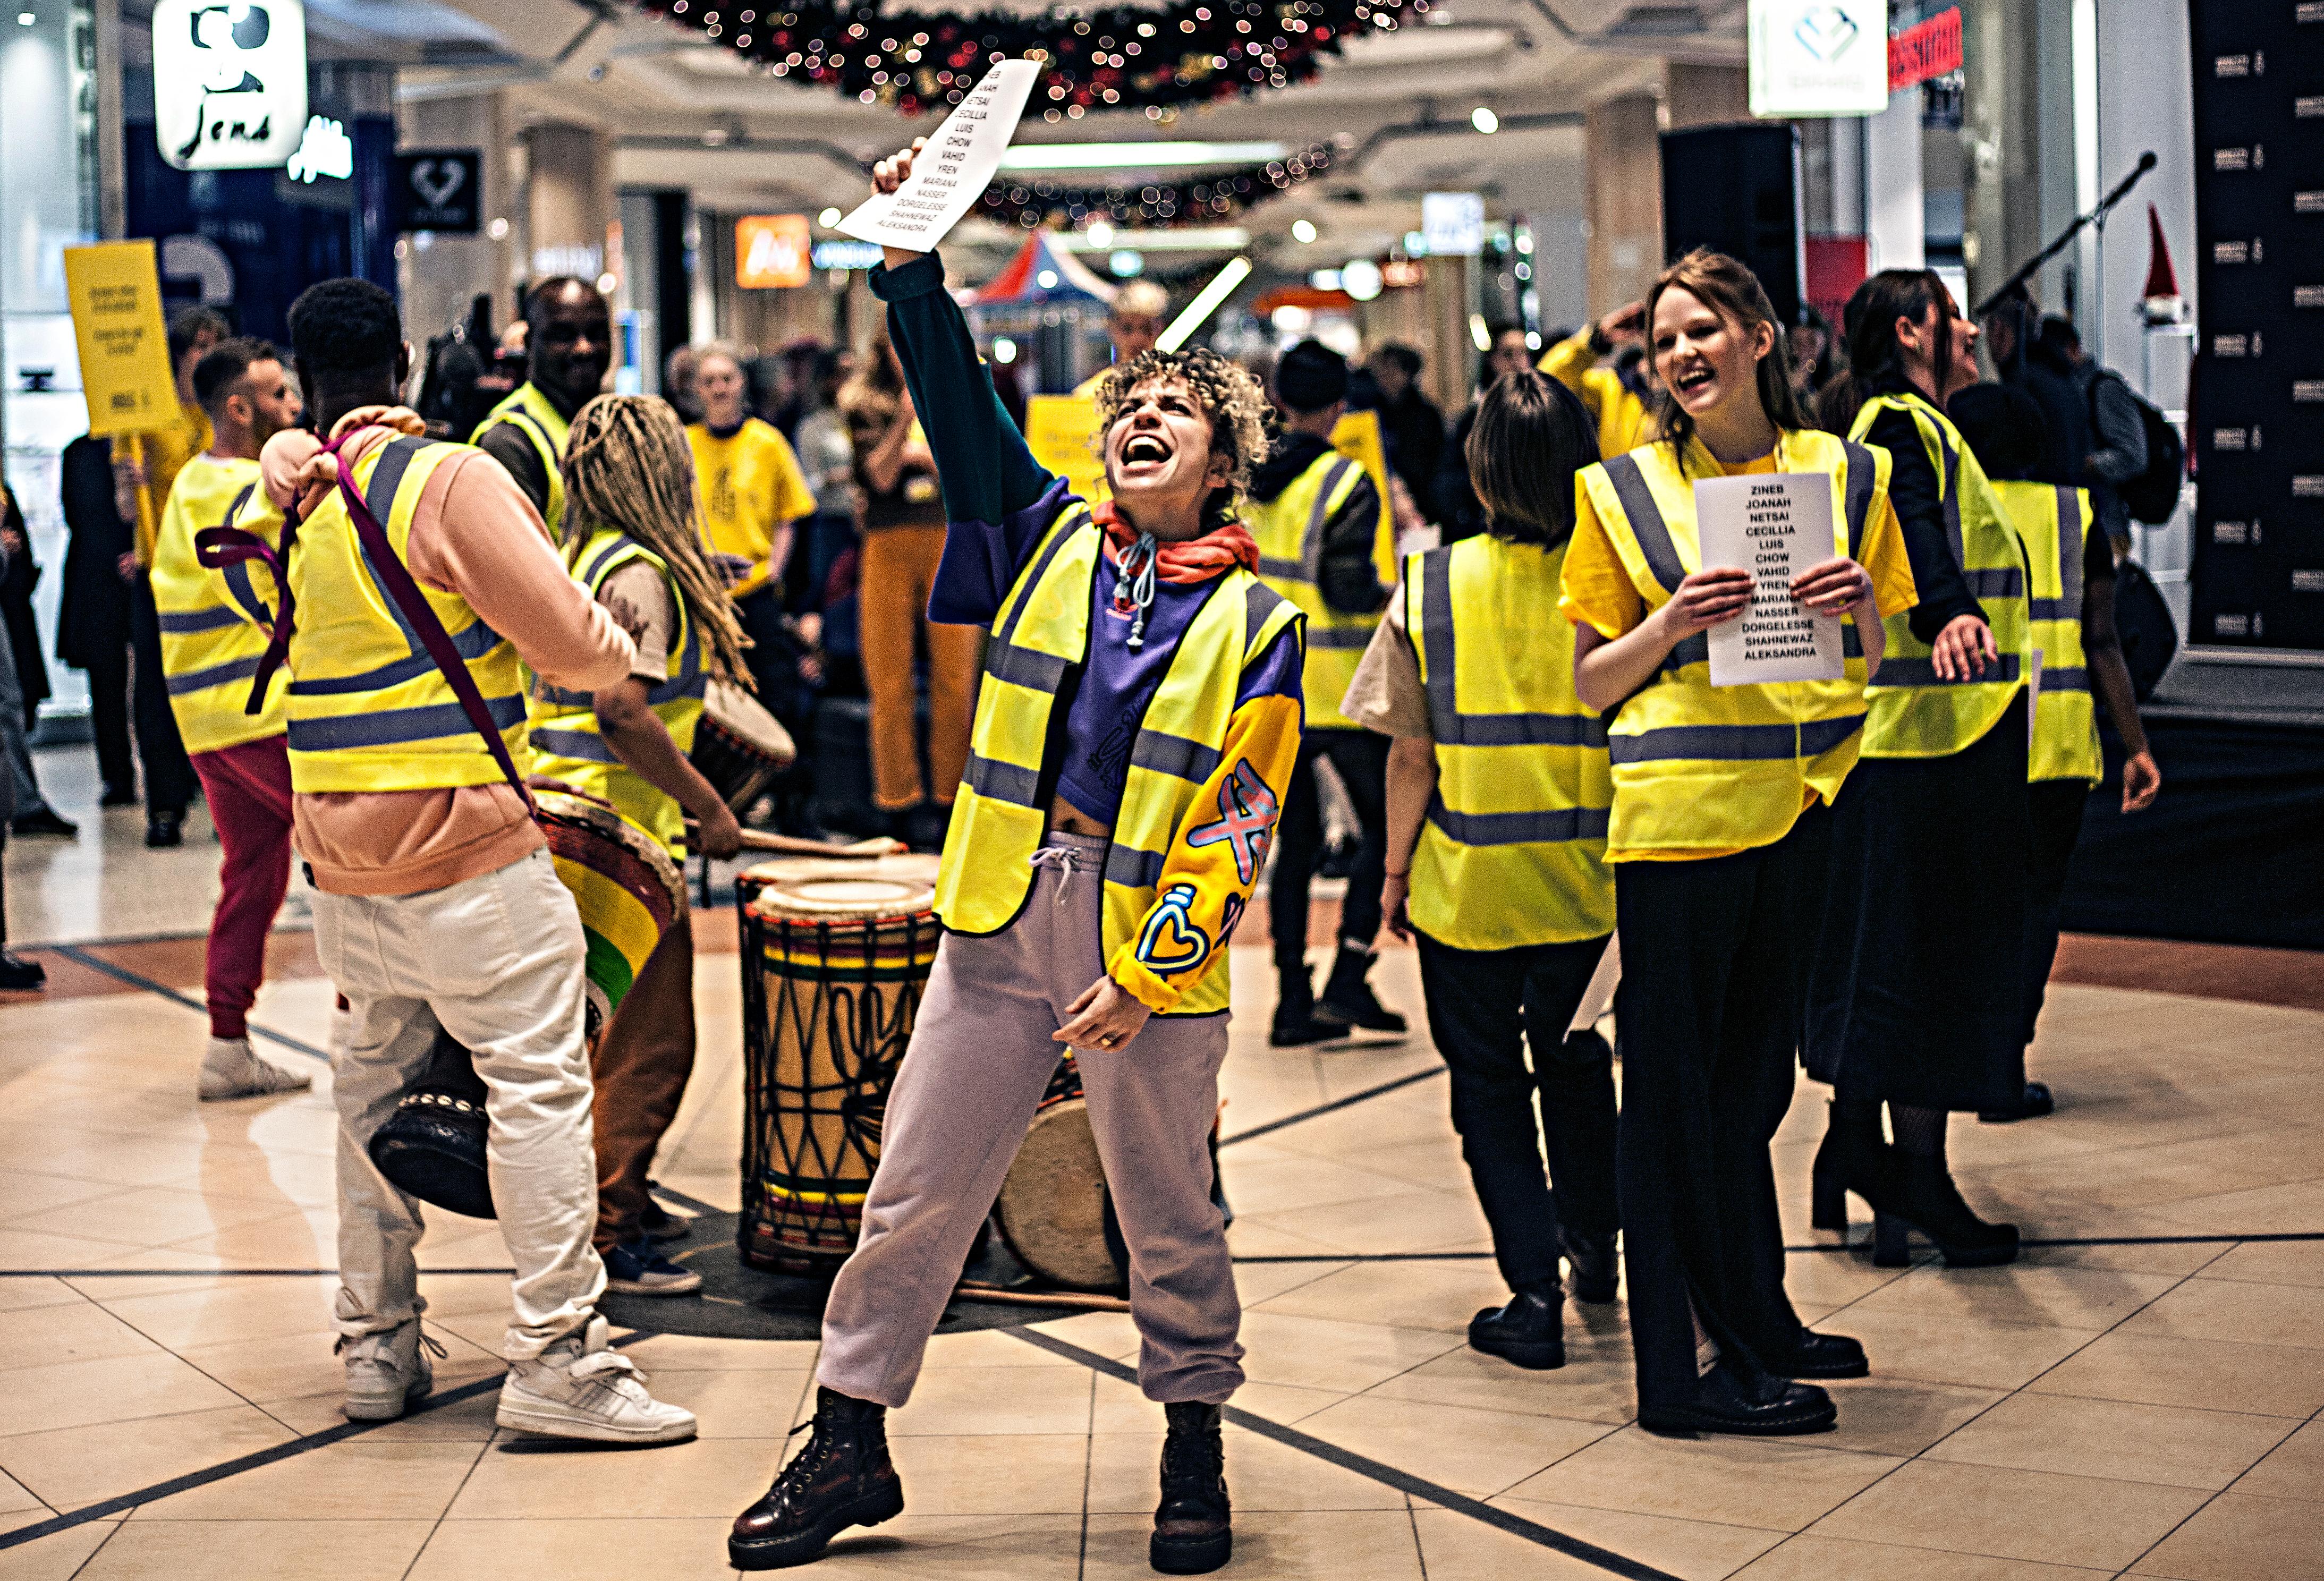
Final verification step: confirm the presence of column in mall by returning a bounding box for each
[524,121,618,300]
[396,89,520,353]
[1582,64,1747,322]
[1958,0,2060,314]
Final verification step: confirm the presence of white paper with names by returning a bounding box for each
[1694,473,1844,686]
[836,60,1041,251]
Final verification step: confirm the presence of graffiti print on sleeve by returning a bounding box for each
[1186,759,1280,886]
[1135,883,1211,976]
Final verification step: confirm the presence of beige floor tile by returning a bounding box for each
[0,1470,39,1518]
[2229,1418,2324,1502]
[2133,1492,2324,1581]
[1085,1507,1424,1579]
[1816,1307,2103,1390]
[0,1228,147,1273]
[163,1208,338,1265]
[1364,1341,1640,1425]
[1293,1393,1610,1497]
[613,1331,820,1373]
[1227,1256,1354,1307]
[1085,1373,1345,1432]
[2120,1276,2324,1351]
[877,1433,1091,1515]
[0,1351,246,1440]
[1024,1308,1141,1361]
[429,1515,1082,1580]
[1250,1258,1523,1335]
[1811,1458,2211,1571]
[917,1328,1083,1370]
[2149,1177,2324,1237]
[1924,1392,2295,1491]
[128,1439,488,1521]
[447,1434,797,1520]
[1244,1186,1493,1257]
[0,1404,295,1512]
[2201,1239,2324,1289]
[0,1172,122,1223]
[1777,1247,1919,1310]
[887,1366,1091,1436]
[1817,1378,2008,1457]
[174,1324,504,1407]
[1484,1495,1793,1580]
[1505,1425,1898,1531]
[634,1368,811,1439]
[262,1382,505,1441]
[0,1303,160,1370]
[1217,1152,1430,1217]
[0,1279,81,1316]
[0,1522,118,1581]
[1410,1504,1684,1580]
[1231,1308,1463,1392]
[2028,1330,2324,1418]
[1087,1427,1403,1513]
[1733,1533,2110,1578]
[88,1277,341,1349]
[1851,1263,2184,1331]
[74,1519,433,1581]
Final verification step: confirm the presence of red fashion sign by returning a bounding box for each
[1889,7,1962,92]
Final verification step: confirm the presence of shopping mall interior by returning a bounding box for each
[0,1,2318,1577]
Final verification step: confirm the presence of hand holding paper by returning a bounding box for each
[839,60,1041,257]
[1692,473,1846,686]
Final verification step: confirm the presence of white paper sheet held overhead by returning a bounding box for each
[836,60,1042,252]
[1693,472,1846,687]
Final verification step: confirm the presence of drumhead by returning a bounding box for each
[536,790,686,918]
[705,678,796,763]
[745,854,940,923]
[994,1096,1123,1292]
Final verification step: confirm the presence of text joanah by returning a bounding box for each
[837,60,1042,251]
[1693,472,1845,686]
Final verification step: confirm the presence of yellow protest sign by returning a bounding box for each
[1024,394,1108,505]
[64,243,180,437]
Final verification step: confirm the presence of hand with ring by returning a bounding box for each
[1054,975,1152,1054]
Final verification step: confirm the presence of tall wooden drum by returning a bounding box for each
[738,854,942,1273]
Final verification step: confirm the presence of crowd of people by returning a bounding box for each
[0,137,2172,1573]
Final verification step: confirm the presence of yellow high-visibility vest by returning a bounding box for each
[1249,448,1379,731]
[471,382,571,537]
[1851,392,2034,758]
[267,436,531,794]
[528,528,708,856]
[935,498,1303,1016]
[1406,533,1614,949]
[1576,430,1891,856]
[151,453,287,753]
[1994,479,2102,785]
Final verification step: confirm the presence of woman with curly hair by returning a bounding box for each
[729,143,1302,1577]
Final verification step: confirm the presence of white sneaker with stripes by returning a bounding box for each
[495,1315,697,1444]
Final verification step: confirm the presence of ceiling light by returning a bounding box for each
[1471,106,1499,134]
[1086,219,1115,248]
[1157,256,1254,352]
[817,207,842,227]
[998,141,1290,172]
[1291,218,1317,244]
[992,336,1018,364]
[1036,269,1059,289]
[1109,250,1144,277]
[1342,259,1383,302]
[1469,313,1491,351]
[1309,268,1343,291]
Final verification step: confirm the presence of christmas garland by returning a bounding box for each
[980,141,1334,227]
[641,0,1426,116]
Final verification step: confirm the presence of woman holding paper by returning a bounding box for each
[1805,270,2036,1270]
[730,132,1297,1576]
[1561,249,1917,1437]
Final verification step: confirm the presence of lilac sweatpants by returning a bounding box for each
[817,831,1244,1408]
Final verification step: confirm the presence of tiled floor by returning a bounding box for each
[1,747,2321,1578]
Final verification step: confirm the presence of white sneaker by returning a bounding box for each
[495,1315,698,1444]
[339,1318,442,1420]
[199,1035,315,1101]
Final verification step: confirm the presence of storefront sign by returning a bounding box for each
[1420,193,1485,258]
[393,150,482,233]
[62,243,182,437]
[1748,0,1890,118]
[735,215,812,288]
[1888,7,1962,92]
[810,239,885,271]
[152,0,308,172]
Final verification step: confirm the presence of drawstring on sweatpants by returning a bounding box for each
[1029,843,1087,904]
[1112,530,1159,651]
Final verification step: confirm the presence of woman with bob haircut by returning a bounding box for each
[1561,249,1918,1436]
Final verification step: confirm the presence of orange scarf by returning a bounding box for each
[1094,499,1258,584]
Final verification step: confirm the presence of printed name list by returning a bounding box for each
[837,60,1041,251]
[1693,472,1846,686]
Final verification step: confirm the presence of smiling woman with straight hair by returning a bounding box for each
[1560,249,1916,1439]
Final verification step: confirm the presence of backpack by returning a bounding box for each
[2110,556,2177,702]
[2091,370,2186,525]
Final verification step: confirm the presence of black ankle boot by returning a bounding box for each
[1560,1228,1619,1304]
[1468,1287,1566,1370]
[1152,1401,1232,1575]
[1872,1156,2020,1269]
[1810,1100,1896,1231]
[730,1387,905,1570]
[1270,962,1333,1047]
[1311,942,1406,1034]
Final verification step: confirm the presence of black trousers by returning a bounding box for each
[2022,779,2090,1047]
[129,576,194,817]
[82,644,137,798]
[1267,728,1389,963]
[1414,930,1618,1293]
[1615,804,1829,1408]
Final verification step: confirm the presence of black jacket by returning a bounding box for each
[1249,431,1386,617]
[55,434,133,669]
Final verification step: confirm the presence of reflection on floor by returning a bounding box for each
[1,746,2321,1579]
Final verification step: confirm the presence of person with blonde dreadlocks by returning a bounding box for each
[729,140,1303,1577]
[528,395,749,1296]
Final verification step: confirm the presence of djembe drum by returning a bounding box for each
[738,854,943,1272]
[691,678,795,814]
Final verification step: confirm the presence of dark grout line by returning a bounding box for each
[1006,1325,1684,1581]
[1216,1065,1445,1148]
[41,944,329,1062]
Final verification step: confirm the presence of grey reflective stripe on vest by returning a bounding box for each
[1601,453,1685,595]
[963,753,1042,808]
[645,619,707,706]
[1935,424,1967,567]
[529,727,622,764]
[1608,712,1863,765]
[1300,456,1358,579]
[287,692,527,752]
[1417,546,1606,746]
[567,538,707,707]
[988,509,1088,662]
[1243,579,1290,657]
[1964,567,2025,599]
[157,605,247,634]
[1257,555,1303,580]
[287,616,506,695]
[165,653,264,696]
[1130,729,1220,785]
[1307,625,1373,649]
[1427,801,1610,846]
[1871,653,2024,687]
[2055,485,2084,615]
[1105,843,1166,889]
[2026,599,2074,620]
[2038,666,2089,692]
[986,640,1070,694]
[1841,440,1876,547]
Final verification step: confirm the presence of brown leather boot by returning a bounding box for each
[1151,1400,1232,1574]
[729,1387,904,1570]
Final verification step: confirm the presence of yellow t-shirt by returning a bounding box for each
[1559,443,1918,861]
[686,418,816,599]
[114,401,214,568]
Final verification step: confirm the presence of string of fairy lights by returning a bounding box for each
[978,141,1334,227]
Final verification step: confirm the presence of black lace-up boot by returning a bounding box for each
[729,1387,904,1570]
[1151,1400,1232,1574]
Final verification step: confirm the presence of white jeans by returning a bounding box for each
[314,847,606,1361]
